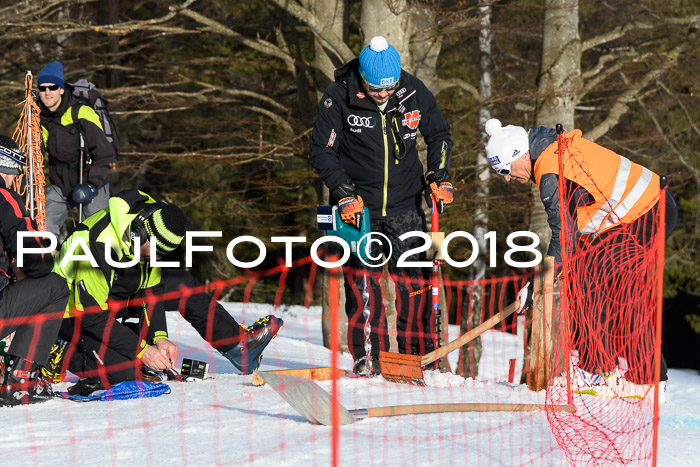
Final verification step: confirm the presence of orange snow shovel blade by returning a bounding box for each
[379,301,519,386]
[377,352,425,386]
[252,367,349,386]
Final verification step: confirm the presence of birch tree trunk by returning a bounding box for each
[458,0,492,378]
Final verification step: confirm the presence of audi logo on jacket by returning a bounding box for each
[310,58,453,217]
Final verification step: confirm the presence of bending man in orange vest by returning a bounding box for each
[484,119,678,400]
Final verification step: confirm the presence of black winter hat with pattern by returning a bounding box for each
[0,135,27,175]
[142,204,187,255]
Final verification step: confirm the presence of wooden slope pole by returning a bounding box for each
[527,256,555,391]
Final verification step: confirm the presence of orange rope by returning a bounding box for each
[13,72,46,231]
[409,285,431,297]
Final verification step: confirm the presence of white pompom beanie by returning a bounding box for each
[484,119,529,173]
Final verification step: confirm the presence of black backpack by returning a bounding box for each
[68,79,120,160]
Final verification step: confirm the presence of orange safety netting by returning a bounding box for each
[13,71,47,231]
[545,130,667,466]
[0,246,666,464]
[0,198,666,464]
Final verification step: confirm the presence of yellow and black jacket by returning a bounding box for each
[53,190,167,360]
[39,91,115,197]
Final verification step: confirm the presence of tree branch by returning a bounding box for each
[178,7,296,74]
[1,0,199,39]
[579,51,654,100]
[584,25,697,141]
[634,81,700,181]
[432,77,482,101]
[243,105,294,133]
[581,49,639,80]
[267,0,355,63]
[656,80,700,140]
[581,15,699,52]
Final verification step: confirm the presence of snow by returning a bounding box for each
[1,303,698,466]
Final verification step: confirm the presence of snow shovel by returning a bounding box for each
[379,300,519,385]
[252,367,349,386]
[257,371,574,426]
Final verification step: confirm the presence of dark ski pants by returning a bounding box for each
[343,208,435,363]
[0,272,69,366]
[45,184,110,239]
[63,269,243,385]
[573,191,677,384]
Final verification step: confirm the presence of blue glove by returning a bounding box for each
[72,184,98,204]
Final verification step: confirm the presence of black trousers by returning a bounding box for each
[0,272,68,366]
[64,269,243,385]
[573,191,678,383]
[343,207,435,362]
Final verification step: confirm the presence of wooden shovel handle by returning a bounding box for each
[421,301,519,367]
[364,402,574,418]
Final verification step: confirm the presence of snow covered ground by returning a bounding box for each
[1,302,698,466]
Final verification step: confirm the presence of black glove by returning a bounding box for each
[72,183,98,204]
[332,182,364,229]
[424,169,454,213]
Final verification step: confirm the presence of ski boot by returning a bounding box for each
[352,356,381,377]
[41,337,69,383]
[222,315,283,374]
[0,356,54,407]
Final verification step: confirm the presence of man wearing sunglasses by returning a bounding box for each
[310,36,454,376]
[36,60,115,239]
[484,118,678,401]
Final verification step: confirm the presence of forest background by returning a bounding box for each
[0,0,697,370]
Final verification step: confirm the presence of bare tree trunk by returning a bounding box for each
[408,2,441,91]
[526,0,582,376]
[309,0,346,94]
[536,0,581,129]
[360,0,413,72]
[530,0,582,251]
[459,0,492,378]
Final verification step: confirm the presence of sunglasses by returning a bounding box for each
[496,164,511,176]
[363,78,400,93]
[38,84,60,92]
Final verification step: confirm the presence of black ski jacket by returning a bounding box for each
[0,177,54,294]
[39,91,115,197]
[309,59,452,217]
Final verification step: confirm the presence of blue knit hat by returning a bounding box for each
[37,60,65,89]
[359,36,401,89]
